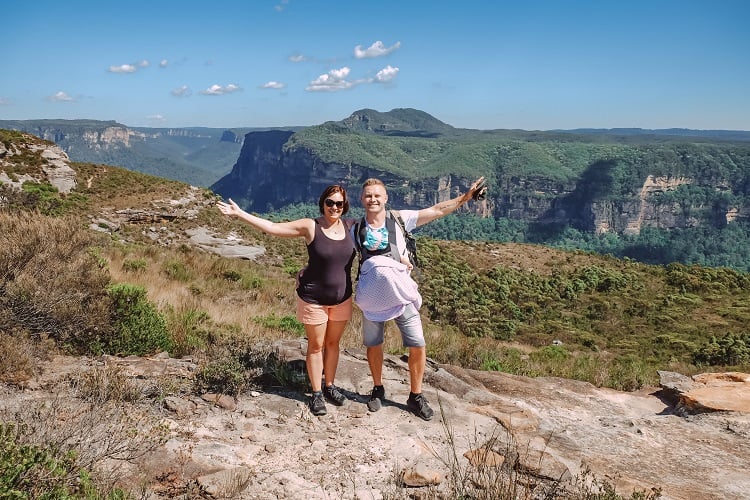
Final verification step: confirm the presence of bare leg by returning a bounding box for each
[323,320,347,387]
[367,344,384,386]
[305,322,327,392]
[408,346,426,394]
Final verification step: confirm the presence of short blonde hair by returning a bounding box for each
[361,178,386,192]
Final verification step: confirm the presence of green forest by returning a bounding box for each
[266,202,750,272]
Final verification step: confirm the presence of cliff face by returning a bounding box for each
[211,130,488,214]
[213,130,750,235]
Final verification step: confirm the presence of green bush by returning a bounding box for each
[195,356,247,397]
[166,306,211,357]
[106,283,174,356]
[693,332,750,366]
[0,422,121,499]
[163,259,191,282]
[122,258,148,273]
[255,314,305,336]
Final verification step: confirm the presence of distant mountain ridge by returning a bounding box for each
[2,114,747,189]
[0,119,299,187]
[338,107,457,137]
[212,108,750,269]
[559,127,750,142]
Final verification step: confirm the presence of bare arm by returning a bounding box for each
[217,198,314,242]
[415,176,486,227]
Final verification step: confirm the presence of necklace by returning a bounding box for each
[326,220,343,236]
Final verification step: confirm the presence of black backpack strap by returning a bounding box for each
[385,211,400,261]
[353,217,365,278]
[390,210,419,268]
[390,210,406,236]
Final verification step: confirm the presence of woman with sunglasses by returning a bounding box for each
[217,185,355,416]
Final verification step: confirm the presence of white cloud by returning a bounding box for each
[159,59,168,68]
[137,60,150,68]
[289,54,307,63]
[171,85,191,97]
[200,83,243,95]
[147,114,166,123]
[275,0,289,12]
[260,81,286,89]
[108,64,137,73]
[306,67,359,92]
[374,65,399,83]
[354,40,401,59]
[47,91,75,102]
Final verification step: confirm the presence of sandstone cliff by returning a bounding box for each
[212,117,750,237]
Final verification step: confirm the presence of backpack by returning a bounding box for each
[353,210,419,271]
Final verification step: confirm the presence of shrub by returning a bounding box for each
[607,355,651,391]
[0,213,113,353]
[254,314,305,336]
[166,305,211,357]
[70,365,143,404]
[0,398,166,498]
[163,259,191,282]
[0,422,83,499]
[122,258,148,273]
[693,332,750,366]
[0,330,39,385]
[106,283,174,356]
[195,356,247,397]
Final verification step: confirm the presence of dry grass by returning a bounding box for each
[106,245,296,340]
[0,330,40,385]
[0,392,168,496]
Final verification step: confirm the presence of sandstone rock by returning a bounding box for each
[464,447,506,467]
[201,393,237,410]
[196,467,252,497]
[164,396,197,416]
[401,462,442,487]
[679,372,750,414]
[4,347,750,499]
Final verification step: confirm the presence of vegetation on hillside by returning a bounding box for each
[1,127,746,497]
[288,111,750,184]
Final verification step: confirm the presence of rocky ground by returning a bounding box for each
[2,340,749,500]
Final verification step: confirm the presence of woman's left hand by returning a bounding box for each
[217,198,240,216]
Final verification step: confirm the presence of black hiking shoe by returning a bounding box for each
[367,385,385,412]
[324,384,347,406]
[310,391,327,416]
[407,392,434,421]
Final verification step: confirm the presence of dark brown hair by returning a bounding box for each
[318,184,350,215]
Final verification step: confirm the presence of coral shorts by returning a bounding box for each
[296,296,353,325]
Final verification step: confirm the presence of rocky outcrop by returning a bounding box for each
[81,126,127,146]
[658,370,750,414]
[0,136,77,193]
[5,345,749,499]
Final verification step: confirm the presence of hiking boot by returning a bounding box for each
[309,391,327,416]
[324,384,347,406]
[407,392,434,421]
[367,385,385,412]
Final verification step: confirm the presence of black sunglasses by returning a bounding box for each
[324,199,344,208]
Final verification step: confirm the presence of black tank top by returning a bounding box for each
[296,218,355,305]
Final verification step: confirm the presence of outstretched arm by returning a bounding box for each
[217,198,314,241]
[415,176,486,227]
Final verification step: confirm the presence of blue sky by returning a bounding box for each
[2,0,748,131]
